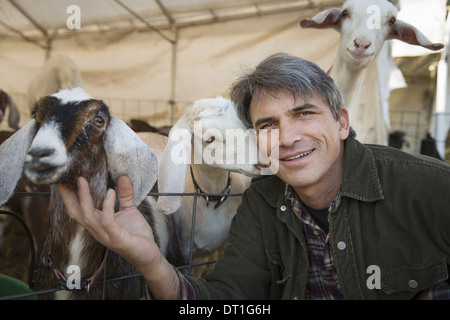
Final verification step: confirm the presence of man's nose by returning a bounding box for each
[278,123,302,148]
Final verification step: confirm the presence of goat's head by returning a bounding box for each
[0,88,159,207]
[24,88,110,186]
[157,96,261,214]
[190,97,261,175]
[300,0,443,68]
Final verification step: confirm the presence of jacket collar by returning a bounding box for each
[340,137,384,202]
[251,136,384,208]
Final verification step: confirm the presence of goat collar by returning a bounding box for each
[190,166,231,209]
[43,249,108,292]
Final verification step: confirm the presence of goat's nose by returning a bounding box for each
[354,38,371,50]
[28,147,55,159]
[255,163,269,169]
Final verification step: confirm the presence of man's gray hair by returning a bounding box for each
[230,53,345,128]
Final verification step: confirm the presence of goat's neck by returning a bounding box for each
[189,164,230,194]
[44,165,108,271]
[329,55,367,111]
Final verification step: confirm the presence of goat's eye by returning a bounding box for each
[341,9,349,18]
[94,116,105,127]
[204,136,215,143]
[389,17,396,26]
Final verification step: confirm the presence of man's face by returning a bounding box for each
[249,89,349,195]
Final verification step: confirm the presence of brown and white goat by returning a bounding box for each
[0,88,178,299]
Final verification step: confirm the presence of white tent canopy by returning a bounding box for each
[0,0,344,126]
[0,0,447,154]
[0,0,345,42]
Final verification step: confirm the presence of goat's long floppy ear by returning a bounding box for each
[389,20,444,51]
[156,116,192,215]
[0,120,36,206]
[300,8,342,30]
[104,117,158,206]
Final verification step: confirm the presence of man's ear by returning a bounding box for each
[338,108,350,140]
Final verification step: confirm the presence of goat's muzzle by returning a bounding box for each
[24,147,68,185]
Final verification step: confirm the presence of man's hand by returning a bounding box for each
[58,175,181,299]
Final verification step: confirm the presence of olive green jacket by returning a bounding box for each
[187,137,450,299]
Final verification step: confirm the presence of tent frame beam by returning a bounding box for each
[0,20,49,51]
[7,0,52,56]
[8,0,47,37]
[113,0,176,44]
[155,0,175,25]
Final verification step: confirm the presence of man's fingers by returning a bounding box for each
[117,175,136,210]
[58,183,81,220]
[76,177,96,218]
[101,188,121,240]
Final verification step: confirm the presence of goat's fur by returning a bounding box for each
[154,97,258,264]
[300,0,444,144]
[0,90,20,130]
[0,88,178,299]
[136,132,168,162]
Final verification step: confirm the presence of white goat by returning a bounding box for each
[27,56,83,114]
[155,97,260,266]
[300,0,443,143]
[0,88,179,299]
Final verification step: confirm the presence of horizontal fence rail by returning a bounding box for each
[0,189,244,300]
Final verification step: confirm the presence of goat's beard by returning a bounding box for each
[344,48,375,69]
[24,162,68,185]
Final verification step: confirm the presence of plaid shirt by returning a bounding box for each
[285,185,344,300]
[178,269,197,300]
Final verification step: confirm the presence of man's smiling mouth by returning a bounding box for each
[283,149,314,161]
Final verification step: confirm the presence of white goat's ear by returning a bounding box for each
[389,20,444,51]
[104,117,158,206]
[0,120,37,206]
[156,120,192,215]
[300,8,342,30]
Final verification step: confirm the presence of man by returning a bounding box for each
[59,53,450,299]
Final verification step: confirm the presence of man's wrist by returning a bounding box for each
[140,254,182,300]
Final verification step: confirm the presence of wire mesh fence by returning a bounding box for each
[390,110,450,160]
[0,188,243,300]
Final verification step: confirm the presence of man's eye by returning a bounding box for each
[297,111,313,117]
[259,123,273,130]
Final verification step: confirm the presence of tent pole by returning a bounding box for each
[45,39,52,60]
[154,0,178,125]
[169,28,179,125]
[430,7,450,158]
